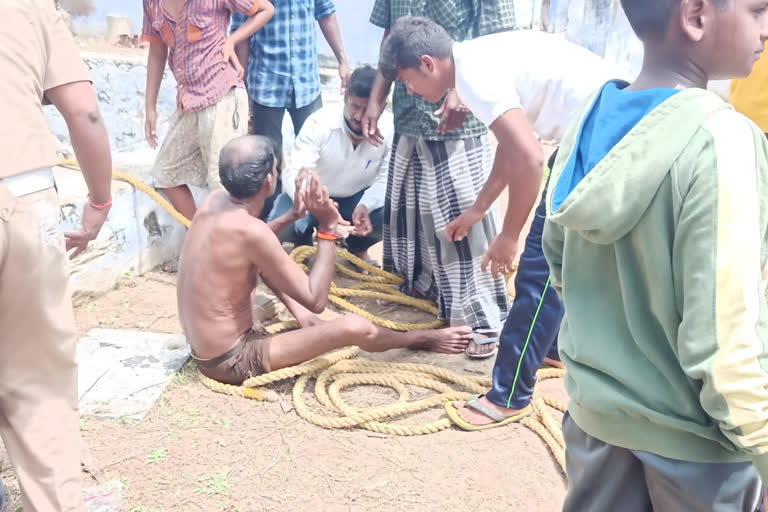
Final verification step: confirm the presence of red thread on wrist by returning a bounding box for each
[88,197,112,210]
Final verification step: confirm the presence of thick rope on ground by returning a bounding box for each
[200,346,566,459]
[290,245,445,331]
[59,161,567,471]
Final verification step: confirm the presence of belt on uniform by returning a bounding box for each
[2,168,55,198]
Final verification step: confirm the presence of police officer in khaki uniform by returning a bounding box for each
[0,1,113,510]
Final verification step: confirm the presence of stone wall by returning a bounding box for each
[46,52,343,297]
[46,52,178,152]
[45,52,343,152]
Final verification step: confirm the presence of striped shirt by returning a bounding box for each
[369,0,516,140]
[231,0,336,109]
[142,0,261,112]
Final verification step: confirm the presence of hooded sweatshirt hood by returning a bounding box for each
[549,83,732,244]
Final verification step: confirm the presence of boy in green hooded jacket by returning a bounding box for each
[543,0,768,509]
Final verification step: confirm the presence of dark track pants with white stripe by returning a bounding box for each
[486,152,564,410]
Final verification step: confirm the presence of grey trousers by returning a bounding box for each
[562,412,763,512]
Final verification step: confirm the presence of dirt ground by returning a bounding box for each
[1,259,567,512]
[0,130,564,511]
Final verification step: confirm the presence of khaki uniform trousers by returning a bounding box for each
[0,182,83,511]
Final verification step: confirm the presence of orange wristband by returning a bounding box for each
[317,230,338,241]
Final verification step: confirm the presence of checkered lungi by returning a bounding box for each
[382,134,509,332]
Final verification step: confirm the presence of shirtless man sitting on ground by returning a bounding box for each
[177,135,473,385]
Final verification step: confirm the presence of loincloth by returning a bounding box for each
[191,326,271,385]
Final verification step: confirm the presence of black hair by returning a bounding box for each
[218,135,276,200]
[621,0,728,40]
[378,16,453,81]
[347,65,377,97]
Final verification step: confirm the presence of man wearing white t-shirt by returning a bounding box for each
[268,66,393,262]
[378,16,623,429]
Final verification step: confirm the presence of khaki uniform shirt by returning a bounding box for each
[0,0,91,178]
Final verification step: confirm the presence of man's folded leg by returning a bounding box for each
[268,314,474,369]
[195,318,375,385]
[199,313,475,387]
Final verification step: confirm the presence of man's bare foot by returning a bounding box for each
[465,332,499,358]
[543,357,565,369]
[409,326,473,354]
[454,395,529,426]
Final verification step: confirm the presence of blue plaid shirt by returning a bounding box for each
[231,0,335,109]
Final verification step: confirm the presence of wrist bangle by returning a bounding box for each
[88,197,112,210]
[317,230,338,242]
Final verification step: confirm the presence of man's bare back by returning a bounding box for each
[178,189,265,359]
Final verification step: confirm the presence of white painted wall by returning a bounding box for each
[56,160,193,298]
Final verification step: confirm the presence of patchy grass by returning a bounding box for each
[148,448,166,464]
[113,415,136,425]
[196,468,231,497]
[167,370,186,387]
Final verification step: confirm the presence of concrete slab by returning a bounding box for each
[77,329,189,420]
